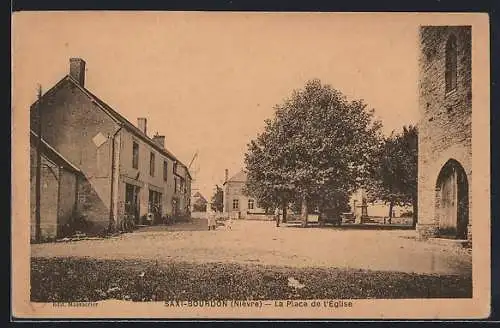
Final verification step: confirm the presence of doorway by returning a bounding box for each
[435,159,469,239]
[125,183,140,225]
[172,198,179,217]
[148,189,163,223]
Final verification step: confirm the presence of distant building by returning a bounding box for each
[349,189,412,222]
[222,169,266,219]
[416,26,472,241]
[172,161,192,217]
[30,130,83,240]
[191,191,208,212]
[30,58,191,240]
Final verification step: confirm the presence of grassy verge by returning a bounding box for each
[31,257,471,302]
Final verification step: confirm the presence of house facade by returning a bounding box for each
[191,191,208,212]
[30,130,82,241]
[416,26,472,241]
[172,161,192,217]
[30,58,191,237]
[222,169,266,219]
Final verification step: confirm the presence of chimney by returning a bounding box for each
[69,58,86,86]
[153,134,165,148]
[225,169,229,183]
[137,117,147,135]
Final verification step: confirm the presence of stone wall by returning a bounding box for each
[30,153,60,241]
[31,79,118,231]
[30,147,79,241]
[223,180,265,218]
[417,26,472,240]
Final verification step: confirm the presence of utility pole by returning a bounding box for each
[188,150,198,170]
[188,150,200,193]
[35,85,42,242]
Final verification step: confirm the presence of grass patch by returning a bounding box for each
[31,257,472,302]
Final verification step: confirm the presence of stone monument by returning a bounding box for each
[354,189,368,224]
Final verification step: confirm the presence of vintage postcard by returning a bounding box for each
[11,12,490,319]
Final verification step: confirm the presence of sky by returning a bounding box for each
[13,12,420,199]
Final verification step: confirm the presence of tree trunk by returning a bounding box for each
[301,194,308,228]
[388,201,394,225]
[282,200,287,223]
[412,196,418,228]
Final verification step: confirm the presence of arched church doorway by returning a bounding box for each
[435,159,469,239]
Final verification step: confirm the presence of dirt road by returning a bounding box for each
[31,220,471,275]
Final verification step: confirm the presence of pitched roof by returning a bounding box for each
[193,191,204,198]
[30,130,82,174]
[192,192,207,203]
[32,75,192,179]
[224,170,247,184]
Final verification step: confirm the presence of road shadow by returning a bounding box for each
[134,218,210,232]
[283,222,415,230]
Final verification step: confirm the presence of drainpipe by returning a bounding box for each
[108,125,123,232]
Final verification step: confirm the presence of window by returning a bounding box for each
[163,161,168,181]
[150,152,155,176]
[445,34,458,93]
[174,177,178,193]
[132,141,139,169]
[248,199,254,210]
[232,199,239,210]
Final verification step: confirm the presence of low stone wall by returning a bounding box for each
[366,216,413,225]
[244,213,275,221]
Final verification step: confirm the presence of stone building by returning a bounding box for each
[172,161,192,216]
[191,191,208,212]
[30,58,191,238]
[222,169,266,219]
[30,130,83,240]
[416,26,472,241]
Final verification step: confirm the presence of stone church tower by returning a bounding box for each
[416,26,472,242]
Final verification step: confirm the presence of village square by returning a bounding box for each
[22,16,473,301]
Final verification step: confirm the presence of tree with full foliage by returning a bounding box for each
[244,79,383,227]
[210,185,224,212]
[366,125,418,226]
[192,198,207,212]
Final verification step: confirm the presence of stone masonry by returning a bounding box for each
[416,26,472,241]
